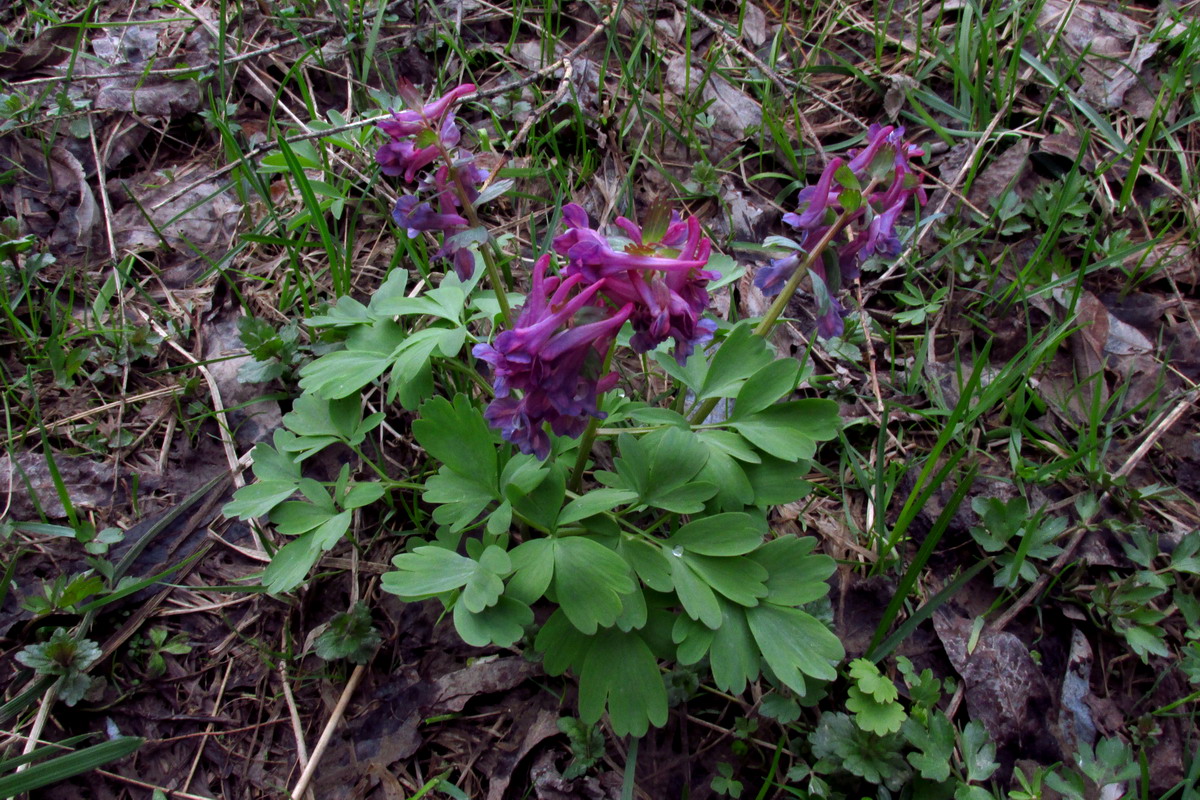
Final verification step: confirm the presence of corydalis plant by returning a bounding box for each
[476,203,716,457]
[758,124,927,338]
[376,81,492,280]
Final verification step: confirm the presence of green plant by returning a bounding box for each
[712,761,744,799]
[313,603,381,664]
[968,495,1065,588]
[127,627,193,679]
[15,627,100,706]
[557,717,605,780]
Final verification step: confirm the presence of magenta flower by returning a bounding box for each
[473,255,632,458]
[376,82,491,279]
[553,203,717,362]
[756,124,926,337]
[378,82,475,139]
[392,195,468,239]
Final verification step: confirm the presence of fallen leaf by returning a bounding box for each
[1057,628,1097,753]
[484,705,561,800]
[0,137,102,259]
[966,140,1030,208]
[933,610,1058,756]
[112,177,241,255]
[665,55,763,144]
[1036,0,1156,111]
[430,656,539,714]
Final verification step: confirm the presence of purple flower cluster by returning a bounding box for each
[476,204,717,458]
[376,81,487,280]
[473,255,632,459]
[756,124,926,338]
[554,203,718,363]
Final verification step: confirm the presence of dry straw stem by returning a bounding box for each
[288,663,367,800]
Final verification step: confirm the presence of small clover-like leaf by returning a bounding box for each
[846,685,907,734]
[902,713,955,782]
[848,658,899,703]
[315,603,381,664]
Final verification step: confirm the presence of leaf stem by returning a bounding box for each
[434,139,514,327]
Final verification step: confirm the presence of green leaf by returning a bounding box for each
[902,714,955,781]
[846,685,906,734]
[670,555,722,629]
[314,603,380,663]
[672,614,715,665]
[960,721,999,782]
[413,395,498,485]
[578,629,668,737]
[453,595,532,647]
[507,538,555,604]
[730,400,840,462]
[271,501,333,535]
[848,658,899,703]
[263,535,322,594]
[222,438,302,518]
[749,537,835,605]
[388,326,466,409]
[559,489,637,525]
[682,554,768,607]
[459,545,510,612]
[511,462,565,532]
[746,603,843,695]
[667,513,765,556]
[696,430,761,464]
[743,454,813,506]
[536,609,596,675]
[619,538,673,592]
[641,427,713,511]
[647,483,718,513]
[732,359,801,418]
[699,323,775,400]
[306,295,374,327]
[342,481,385,510]
[709,602,761,694]
[554,536,635,634]
[695,446,756,510]
[308,509,352,550]
[425,469,496,531]
[222,481,299,520]
[384,546,490,598]
[628,407,690,427]
[298,321,405,398]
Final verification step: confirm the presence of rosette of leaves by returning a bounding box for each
[381,324,846,737]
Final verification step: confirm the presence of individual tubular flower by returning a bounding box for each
[473,255,632,459]
[756,124,926,338]
[553,203,717,362]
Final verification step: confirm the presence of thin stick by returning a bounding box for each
[288,663,367,800]
[14,683,58,775]
[183,659,233,792]
[279,660,315,800]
